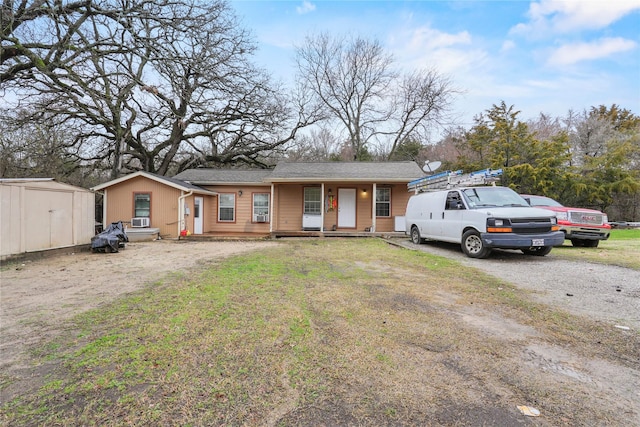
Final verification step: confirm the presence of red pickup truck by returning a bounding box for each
[520,195,611,248]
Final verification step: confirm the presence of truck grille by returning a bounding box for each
[569,211,604,225]
[510,217,553,234]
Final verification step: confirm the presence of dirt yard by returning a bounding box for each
[1,238,639,426]
[0,240,278,379]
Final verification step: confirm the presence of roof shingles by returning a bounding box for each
[174,162,424,184]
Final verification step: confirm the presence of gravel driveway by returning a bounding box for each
[388,238,640,331]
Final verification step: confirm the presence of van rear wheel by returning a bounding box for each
[410,226,423,245]
[461,230,491,259]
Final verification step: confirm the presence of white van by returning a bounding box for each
[404,186,564,258]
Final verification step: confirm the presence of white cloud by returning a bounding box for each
[547,37,637,66]
[387,25,480,75]
[511,0,640,37]
[407,26,472,50]
[501,40,516,52]
[296,1,316,15]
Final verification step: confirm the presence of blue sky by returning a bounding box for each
[231,0,640,132]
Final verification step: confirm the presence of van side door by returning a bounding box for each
[440,190,466,242]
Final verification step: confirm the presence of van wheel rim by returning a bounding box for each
[465,235,482,253]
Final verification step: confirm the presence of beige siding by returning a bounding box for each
[274,184,304,231]
[200,185,272,234]
[104,176,181,238]
[98,177,414,238]
[272,182,410,232]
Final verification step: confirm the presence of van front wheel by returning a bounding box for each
[411,226,423,245]
[461,230,491,259]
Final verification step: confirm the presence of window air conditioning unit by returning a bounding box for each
[131,217,150,228]
[255,215,268,223]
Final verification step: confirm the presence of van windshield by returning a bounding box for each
[461,187,529,208]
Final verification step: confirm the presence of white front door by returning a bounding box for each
[194,197,203,234]
[338,188,356,228]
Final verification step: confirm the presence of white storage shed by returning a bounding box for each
[1,178,95,260]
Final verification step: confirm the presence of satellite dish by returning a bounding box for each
[423,160,442,173]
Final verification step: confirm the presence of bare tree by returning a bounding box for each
[0,109,103,186]
[295,33,457,160]
[1,0,155,84]
[564,109,614,167]
[2,0,321,178]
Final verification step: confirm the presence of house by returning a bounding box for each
[91,161,425,239]
[91,171,217,240]
[1,178,95,260]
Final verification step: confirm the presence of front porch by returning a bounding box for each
[176,230,408,241]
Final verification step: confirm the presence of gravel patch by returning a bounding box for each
[388,238,640,331]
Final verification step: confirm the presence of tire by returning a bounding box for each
[461,230,491,259]
[571,239,584,247]
[583,240,599,248]
[522,246,553,256]
[411,226,423,245]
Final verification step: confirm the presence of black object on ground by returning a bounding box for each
[91,221,129,253]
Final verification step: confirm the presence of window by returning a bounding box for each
[253,193,269,222]
[134,193,150,217]
[218,193,235,222]
[446,191,463,210]
[304,187,321,214]
[376,188,391,217]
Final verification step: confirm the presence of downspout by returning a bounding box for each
[178,191,193,237]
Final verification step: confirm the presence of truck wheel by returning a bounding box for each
[461,230,491,259]
[411,226,423,245]
[584,240,599,248]
[522,246,553,256]
[571,239,584,247]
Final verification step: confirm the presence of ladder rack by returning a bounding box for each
[408,168,503,193]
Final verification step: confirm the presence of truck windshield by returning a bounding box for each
[462,187,529,208]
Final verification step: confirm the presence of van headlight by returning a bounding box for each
[550,217,557,225]
[486,218,512,232]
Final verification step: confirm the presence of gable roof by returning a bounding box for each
[266,161,424,183]
[173,169,273,185]
[91,171,216,195]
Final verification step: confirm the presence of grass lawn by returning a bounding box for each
[1,238,638,426]
[552,228,640,269]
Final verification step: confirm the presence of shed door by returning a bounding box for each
[338,188,356,228]
[25,189,74,251]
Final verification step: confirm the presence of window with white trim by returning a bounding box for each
[376,188,391,217]
[218,193,235,222]
[304,187,321,214]
[253,193,269,222]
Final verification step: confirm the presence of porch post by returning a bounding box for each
[372,183,377,232]
[270,184,274,233]
[321,183,325,232]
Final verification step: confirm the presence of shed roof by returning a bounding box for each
[266,161,424,182]
[0,178,92,192]
[91,171,216,195]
